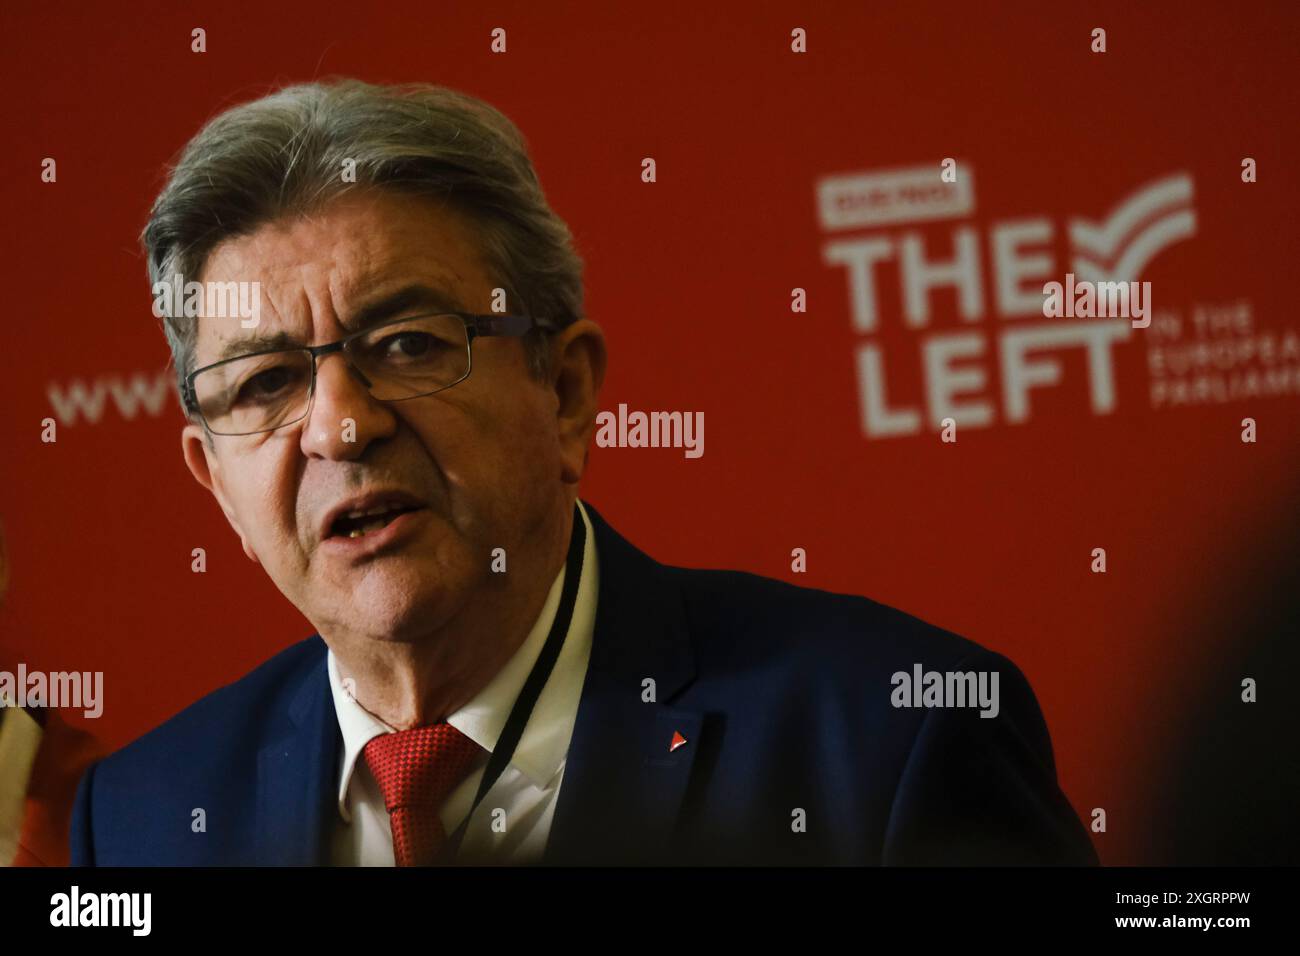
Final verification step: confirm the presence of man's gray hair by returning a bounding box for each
[142,78,585,412]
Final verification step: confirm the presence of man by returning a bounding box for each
[71,79,1096,866]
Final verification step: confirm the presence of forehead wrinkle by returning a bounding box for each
[194,254,320,365]
[327,244,472,328]
[321,195,483,313]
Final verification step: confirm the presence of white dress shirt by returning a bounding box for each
[327,499,599,865]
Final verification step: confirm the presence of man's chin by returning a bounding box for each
[320,567,465,640]
[317,599,439,645]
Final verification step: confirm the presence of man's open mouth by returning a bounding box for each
[328,504,421,539]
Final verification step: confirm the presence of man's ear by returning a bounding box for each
[181,423,260,564]
[550,319,608,485]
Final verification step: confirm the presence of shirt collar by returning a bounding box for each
[327,499,599,822]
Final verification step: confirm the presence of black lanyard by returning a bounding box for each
[435,500,587,864]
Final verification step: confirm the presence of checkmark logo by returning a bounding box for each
[1069,172,1196,283]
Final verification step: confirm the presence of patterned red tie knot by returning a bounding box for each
[362,722,483,866]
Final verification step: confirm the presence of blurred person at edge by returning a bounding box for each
[70,79,1096,867]
[0,520,105,866]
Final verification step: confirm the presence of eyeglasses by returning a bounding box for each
[184,311,556,436]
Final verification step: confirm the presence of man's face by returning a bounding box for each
[181,189,595,643]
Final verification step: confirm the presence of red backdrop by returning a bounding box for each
[1,0,1296,865]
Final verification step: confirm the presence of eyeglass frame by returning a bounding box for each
[182,310,561,436]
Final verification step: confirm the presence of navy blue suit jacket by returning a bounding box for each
[71,499,1097,865]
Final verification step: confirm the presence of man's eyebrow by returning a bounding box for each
[212,331,299,364]
[347,284,469,330]
[207,284,469,365]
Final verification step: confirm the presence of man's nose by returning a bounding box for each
[299,352,397,459]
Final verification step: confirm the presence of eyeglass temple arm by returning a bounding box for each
[467,314,554,338]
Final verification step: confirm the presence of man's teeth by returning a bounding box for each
[345,515,390,538]
[342,508,400,538]
[347,505,397,518]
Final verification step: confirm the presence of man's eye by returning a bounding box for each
[234,366,297,404]
[378,332,447,358]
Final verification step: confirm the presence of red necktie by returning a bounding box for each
[362,723,484,866]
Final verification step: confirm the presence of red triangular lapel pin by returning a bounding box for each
[669,730,688,753]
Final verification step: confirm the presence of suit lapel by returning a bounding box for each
[254,643,340,865]
[544,500,703,864]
